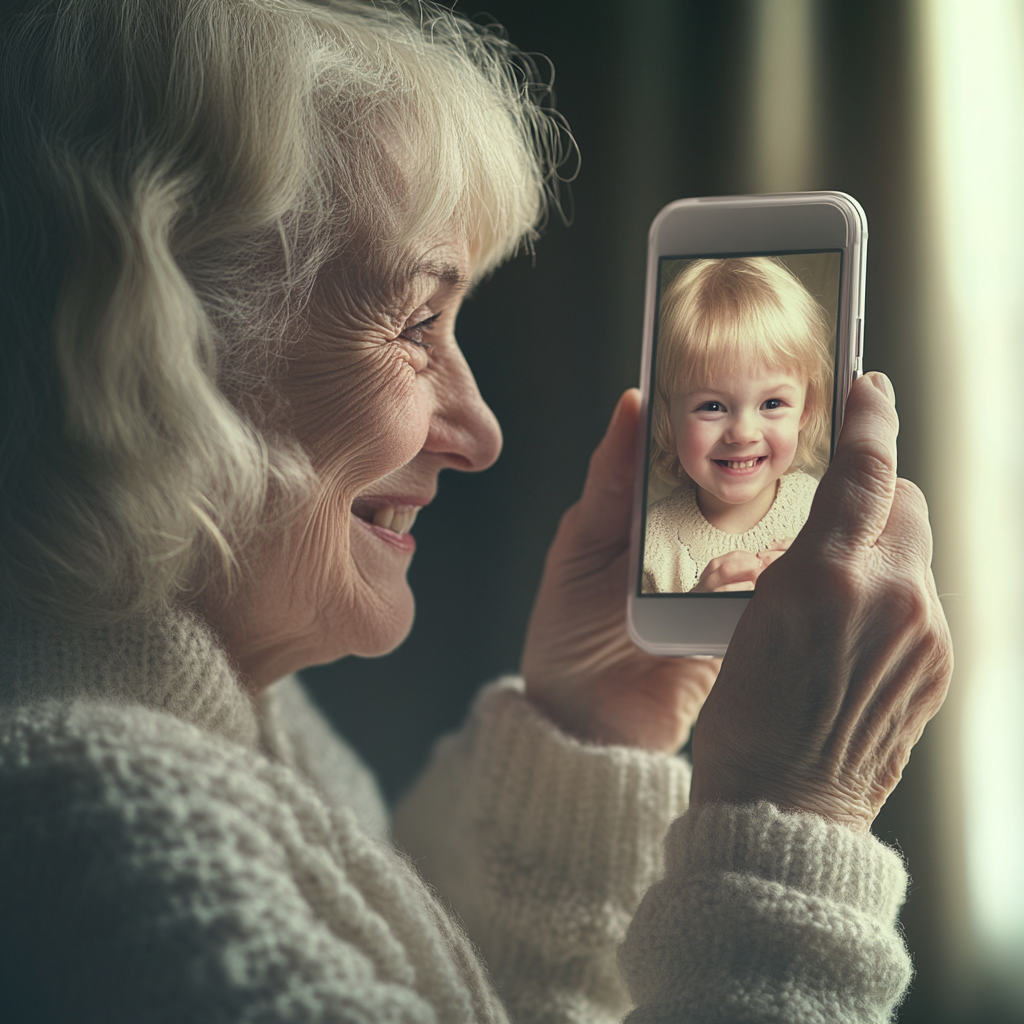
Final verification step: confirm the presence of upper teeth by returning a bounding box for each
[723,459,760,469]
[371,506,420,534]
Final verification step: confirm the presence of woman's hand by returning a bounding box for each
[522,389,719,753]
[689,373,953,830]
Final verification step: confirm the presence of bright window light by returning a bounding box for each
[920,0,1024,1001]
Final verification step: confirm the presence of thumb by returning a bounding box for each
[798,372,899,552]
[572,388,641,547]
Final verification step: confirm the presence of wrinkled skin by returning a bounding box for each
[200,236,502,691]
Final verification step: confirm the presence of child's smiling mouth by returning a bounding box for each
[712,455,768,472]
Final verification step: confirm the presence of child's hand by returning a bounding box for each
[693,550,763,592]
[756,537,794,570]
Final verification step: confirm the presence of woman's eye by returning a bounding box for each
[398,311,442,350]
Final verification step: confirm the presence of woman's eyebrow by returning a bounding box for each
[410,259,470,290]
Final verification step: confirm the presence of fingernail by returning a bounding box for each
[869,372,895,403]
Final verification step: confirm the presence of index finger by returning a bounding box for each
[798,373,900,552]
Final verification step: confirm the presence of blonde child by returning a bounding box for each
[643,257,834,593]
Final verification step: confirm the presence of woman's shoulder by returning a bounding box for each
[0,695,324,834]
[0,694,475,1021]
[0,689,387,867]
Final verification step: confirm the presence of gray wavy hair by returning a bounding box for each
[0,0,567,624]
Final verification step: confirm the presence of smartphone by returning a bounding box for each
[627,192,867,656]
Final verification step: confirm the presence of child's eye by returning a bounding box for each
[762,398,784,410]
[697,401,725,413]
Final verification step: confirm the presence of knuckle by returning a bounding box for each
[894,477,928,513]
[845,446,896,497]
[908,632,954,721]
[881,576,933,632]
[892,479,932,534]
[927,616,955,680]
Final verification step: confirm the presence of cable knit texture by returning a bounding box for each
[643,471,818,592]
[0,609,912,1022]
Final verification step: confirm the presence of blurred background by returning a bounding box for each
[303,2,1024,1020]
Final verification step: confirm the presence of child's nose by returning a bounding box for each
[726,410,762,444]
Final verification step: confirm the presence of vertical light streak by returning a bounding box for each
[751,0,818,191]
[919,0,1024,1003]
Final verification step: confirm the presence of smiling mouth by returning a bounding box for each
[350,499,423,535]
[713,456,768,470]
[370,506,420,534]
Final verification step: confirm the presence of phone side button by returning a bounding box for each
[855,317,863,358]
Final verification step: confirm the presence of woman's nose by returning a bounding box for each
[421,343,503,471]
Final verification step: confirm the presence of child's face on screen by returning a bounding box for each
[670,364,809,516]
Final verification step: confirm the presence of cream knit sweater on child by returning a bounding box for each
[0,608,911,1022]
[643,471,819,593]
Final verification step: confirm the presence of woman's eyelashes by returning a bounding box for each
[398,310,442,350]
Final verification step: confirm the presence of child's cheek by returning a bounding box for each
[773,415,802,467]
[676,418,710,476]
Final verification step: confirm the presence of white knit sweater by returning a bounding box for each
[643,471,819,593]
[0,608,912,1022]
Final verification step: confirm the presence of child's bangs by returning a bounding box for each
[674,299,811,392]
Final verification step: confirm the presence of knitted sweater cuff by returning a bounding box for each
[618,801,912,1022]
[666,801,909,921]
[468,678,691,901]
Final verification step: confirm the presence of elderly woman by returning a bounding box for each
[0,1,951,1021]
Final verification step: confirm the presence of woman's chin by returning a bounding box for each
[343,582,417,659]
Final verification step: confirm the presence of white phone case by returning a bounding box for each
[627,192,867,656]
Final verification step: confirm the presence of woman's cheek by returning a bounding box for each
[302,349,428,487]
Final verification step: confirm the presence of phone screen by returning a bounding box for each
[640,250,842,596]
